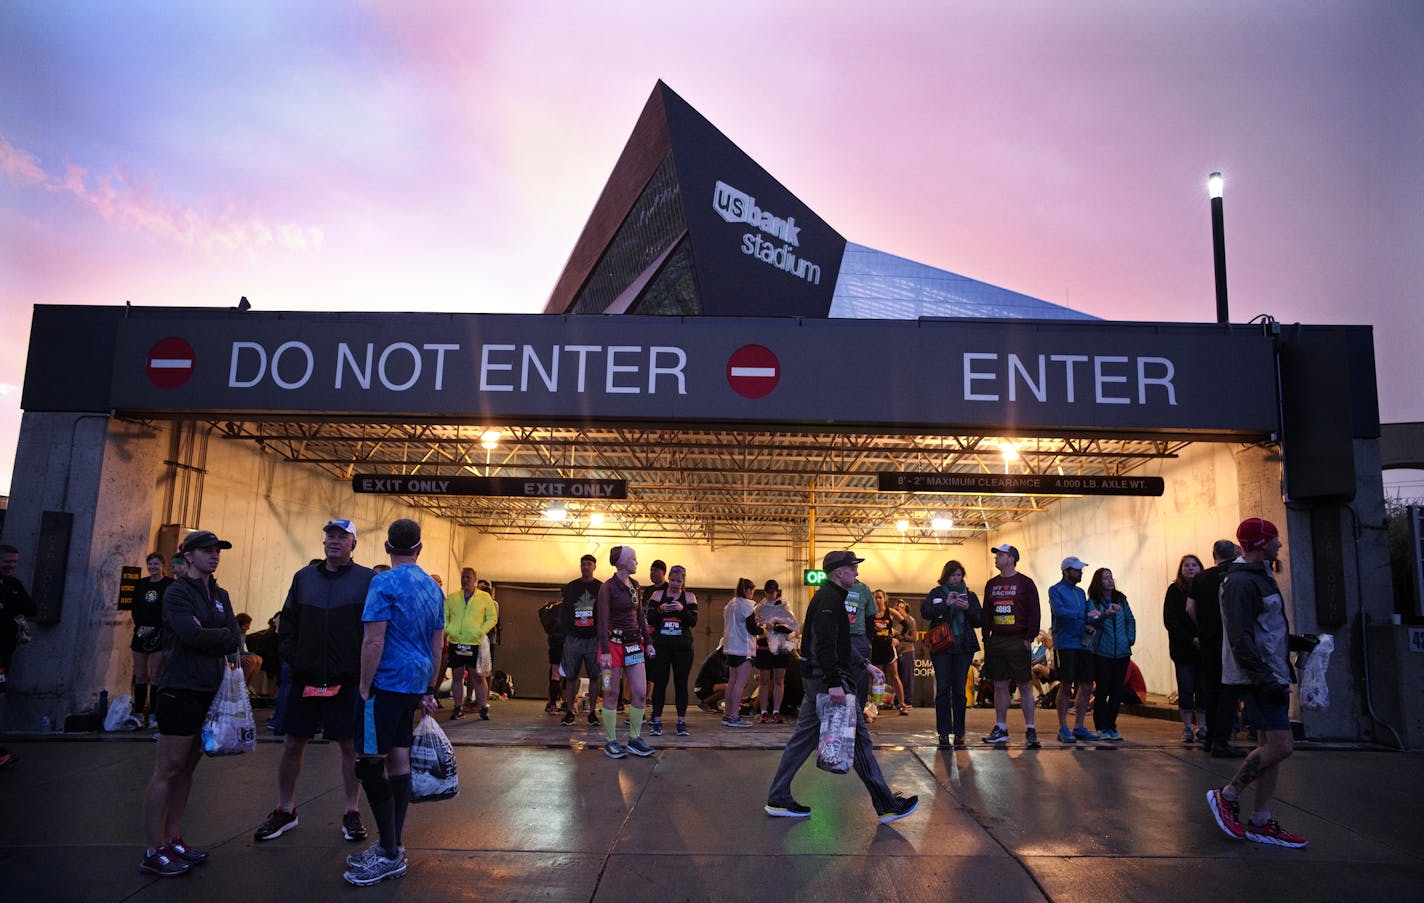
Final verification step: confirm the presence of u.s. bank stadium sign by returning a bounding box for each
[26,307,1280,437]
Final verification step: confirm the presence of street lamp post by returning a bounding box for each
[1209,171,1228,324]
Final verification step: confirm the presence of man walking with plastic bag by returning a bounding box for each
[765,550,918,824]
[343,519,445,886]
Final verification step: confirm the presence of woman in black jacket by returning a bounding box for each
[1164,554,1206,743]
[921,560,984,750]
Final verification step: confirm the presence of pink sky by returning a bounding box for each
[2,2,1421,495]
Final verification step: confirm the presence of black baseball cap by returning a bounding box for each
[182,530,232,553]
[822,550,864,572]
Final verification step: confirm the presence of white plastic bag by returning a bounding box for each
[202,664,257,756]
[1298,633,1334,711]
[411,714,459,802]
[815,691,857,774]
[103,694,133,732]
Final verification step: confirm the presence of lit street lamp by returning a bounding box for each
[1209,171,1228,323]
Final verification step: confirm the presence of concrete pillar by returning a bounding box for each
[2,412,166,730]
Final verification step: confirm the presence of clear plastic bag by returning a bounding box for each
[202,664,256,756]
[1298,633,1334,711]
[411,714,460,802]
[103,694,133,732]
[815,691,857,774]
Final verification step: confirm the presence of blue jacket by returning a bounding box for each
[1048,579,1098,651]
[1090,594,1135,659]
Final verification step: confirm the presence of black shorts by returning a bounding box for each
[870,639,896,667]
[155,687,218,737]
[1054,647,1094,683]
[983,634,1032,684]
[282,681,358,741]
[755,648,792,670]
[548,640,565,665]
[355,688,422,756]
[725,654,749,668]
[130,627,163,655]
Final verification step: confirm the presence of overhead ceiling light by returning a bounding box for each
[998,441,1019,462]
[588,512,605,527]
[480,429,501,450]
[895,519,909,533]
[543,502,567,521]
[931,516,954,532]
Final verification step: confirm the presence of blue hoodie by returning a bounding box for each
[1090,593,1135,659]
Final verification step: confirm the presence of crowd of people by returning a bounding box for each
[0,509,1319,885]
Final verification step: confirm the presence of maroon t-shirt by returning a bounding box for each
[982,573,1040,639]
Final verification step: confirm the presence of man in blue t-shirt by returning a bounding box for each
[342,519,444,887]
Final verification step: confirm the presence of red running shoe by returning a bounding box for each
[1245,818,1308,848]
[1206,788,1245,840]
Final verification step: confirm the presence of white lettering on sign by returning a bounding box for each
[963,353,1178,406]
[228,340,315,390]
[713,180,822,286]
[522,481,622,498]
[333,342,458,391]
[480,345,687,395]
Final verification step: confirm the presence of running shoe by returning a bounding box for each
[341,810,367,842]
[1103,728,1123,741]
[1073,726,1100,741]
[722,716,752,728]
[1245,818,1308,848]
[544,701,558,714]
[346,842,404,869]
[953,735,967,749]
[758,712,772,724]
[697,701,720,714]
[1183,726,1196,743]
[167,837,207,864]
[479,707,489,721]
[603,740,627,759]
[626,737,654,757]
[675,720,689,737]
[254,808,299,841]
[0,748,16,768]
[587,711,599,726]
[560,712,575,726]
[449,706,464,720]
[876,794,920,824]
[938,734,951,750]
[1196,727,1209,742]
[649,719,663,737]
[342,851,407,886]
[1206,788,1245,840]
[1057,727,1076,744]
[982,725,1009,745]
[138,845,190,877]
[773,713,784,724]
[1025,727,1041,749]
[765,800,812,818]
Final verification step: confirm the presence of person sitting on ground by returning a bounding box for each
[1030,631,1055,702]
[235,613,263,691]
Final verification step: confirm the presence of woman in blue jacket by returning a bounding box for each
[921,560,983,750]
[1088,568,1136,741]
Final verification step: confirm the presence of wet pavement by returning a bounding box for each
[2,699,1419,901]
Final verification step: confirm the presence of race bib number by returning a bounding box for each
[454,644,475,657]
[622,640,645,666]
[994,602,1016,626]
[845,599,858,624]
[574,606,594,629]
[660,621,683,637]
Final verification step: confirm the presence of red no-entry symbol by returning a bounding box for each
[726,344,780,399]
[146,337,196,389]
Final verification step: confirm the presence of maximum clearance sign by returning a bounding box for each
[353,475,628,499]
[29,306,1281,436]
[878,472,1166,497]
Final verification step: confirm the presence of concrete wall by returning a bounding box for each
[991,442,1252,700]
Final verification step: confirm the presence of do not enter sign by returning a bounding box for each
[726,344,780,399]
[146,337,196,389]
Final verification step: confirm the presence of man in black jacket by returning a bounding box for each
[254,519,374,844]
[1190,538,1244,757]
[765,550,918,824]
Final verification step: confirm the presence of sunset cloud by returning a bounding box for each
[1,135,323,254]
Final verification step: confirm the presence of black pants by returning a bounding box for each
[1092,655,1129,732]
[1198,638,1239,747]
[648,644,694,719]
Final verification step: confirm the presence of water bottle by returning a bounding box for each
[601,668,611,695]
[871,677,887,706]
